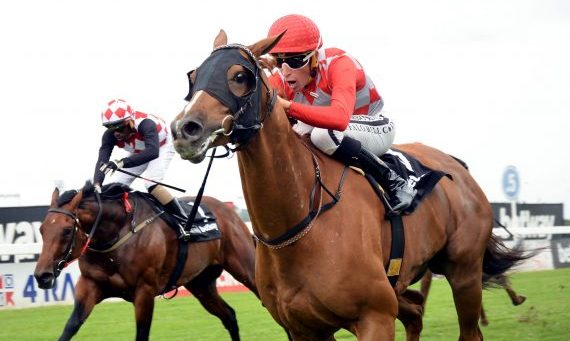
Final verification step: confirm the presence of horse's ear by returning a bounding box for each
[213,29,228,49]
[248,30,286,57]
[69,191,84,209]
[50,188,60,207]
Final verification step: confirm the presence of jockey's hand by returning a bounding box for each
[100,160,124,175]
[94,183,102,194]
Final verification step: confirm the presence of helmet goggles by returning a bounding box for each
[273,50,315,70]
[103,119,130,132]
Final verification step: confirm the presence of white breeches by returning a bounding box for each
[112,141,176,190]
[309,114,396,156]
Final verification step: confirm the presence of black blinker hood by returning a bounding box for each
[189,46,262,145]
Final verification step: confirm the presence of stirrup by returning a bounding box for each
[178,225,191,241]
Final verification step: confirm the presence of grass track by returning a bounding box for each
[1,268,568,340]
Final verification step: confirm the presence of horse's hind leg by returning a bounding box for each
[58,277,103,341]
[505,284,526,305]
[397,289,425,341]
[186,280,240,341]
[446,263,484,341]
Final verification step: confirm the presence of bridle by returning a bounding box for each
[48,192,103,277]
[184,43,277,150]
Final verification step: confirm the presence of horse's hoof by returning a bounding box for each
[513,295,526,306]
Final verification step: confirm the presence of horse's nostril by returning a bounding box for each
[35,272,55,289]
[182,121,203,139]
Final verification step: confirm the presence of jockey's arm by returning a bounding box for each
[121,119,160,168]
[93,130,117,185]
[288,57,358,131]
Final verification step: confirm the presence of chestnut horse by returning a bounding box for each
[170,30,527,340]
[34,182,258,341]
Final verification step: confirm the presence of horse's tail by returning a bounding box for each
[482,234,533,288]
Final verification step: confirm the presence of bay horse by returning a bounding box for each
[34,182,258,341]
[170,30,527,340]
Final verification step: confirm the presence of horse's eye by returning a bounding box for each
[233,72,248,85]
[228,69,254,97]
[61,228,73,239]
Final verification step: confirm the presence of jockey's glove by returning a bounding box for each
[100,159,124,175]
[94,183,102,193]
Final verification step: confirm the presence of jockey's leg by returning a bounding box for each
[149,184,189,239]
[144,144,189,239]
[311,122,415,214]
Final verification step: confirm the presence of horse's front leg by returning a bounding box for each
[59,276,103,341]
[133,285,155,341]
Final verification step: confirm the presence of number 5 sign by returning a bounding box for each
[502,165,520,201]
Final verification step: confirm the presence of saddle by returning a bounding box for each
[141,193,221,242]
[374,148,450,216]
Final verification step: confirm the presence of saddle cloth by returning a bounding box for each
[380,148,450,215]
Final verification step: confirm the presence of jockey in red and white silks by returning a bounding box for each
[269,46,395,157]
[111,111,174,187]
[95,101,174,190]
[94,99,189,237]
[266,14,415,214]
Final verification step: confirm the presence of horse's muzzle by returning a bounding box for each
[35,271,56,289]
[172,118,211,163]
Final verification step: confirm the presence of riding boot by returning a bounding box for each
[332,136,416,214]
[164,198,191,240]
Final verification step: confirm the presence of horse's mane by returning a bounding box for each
[57,189,79,207]
[56,181,134,207]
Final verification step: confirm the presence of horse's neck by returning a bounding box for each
[237,108,317,240]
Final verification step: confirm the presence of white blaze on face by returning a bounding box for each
[184,90,205,116]
[176,90,205,135]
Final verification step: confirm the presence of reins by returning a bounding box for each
[183,147,218,236]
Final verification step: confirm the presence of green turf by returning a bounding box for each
[1,269,568,340]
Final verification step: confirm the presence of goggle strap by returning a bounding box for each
[302,50,316,62]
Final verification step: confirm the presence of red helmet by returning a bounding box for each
[268,14,322,54]
[101,99,134,127]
